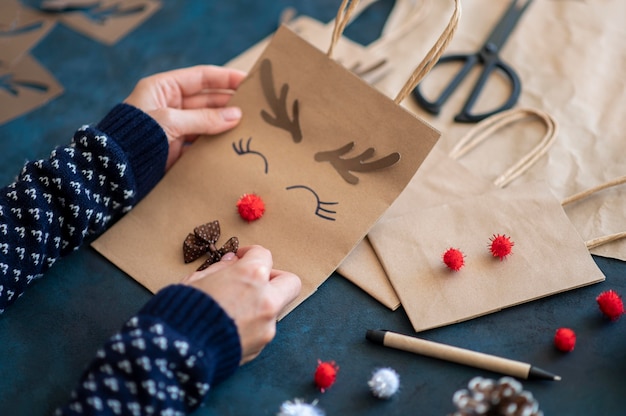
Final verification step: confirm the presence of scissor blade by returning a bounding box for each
[483,0,534,52]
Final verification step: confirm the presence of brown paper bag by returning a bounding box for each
[368,179,606,332]
[92,0,463,317]
[338,107,558,309]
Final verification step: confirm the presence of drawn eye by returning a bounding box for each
[285,185,338,221]
[232,137,269,174]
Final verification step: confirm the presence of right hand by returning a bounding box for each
[182,245,301,364]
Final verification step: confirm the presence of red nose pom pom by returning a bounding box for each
[237,193,265,222]
[596,289,624,321]
[489,234,514,260]
[314,360,338,392]
[443,248,465,271]
[554,328,576,352]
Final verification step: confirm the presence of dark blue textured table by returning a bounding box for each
[1,1,625,415]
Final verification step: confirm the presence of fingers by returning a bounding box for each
[156,65,247,98]
[154,106,242,140]
[237,246,301,313]
[183,245,301,315]
[182,91,237,110]
[181,252,238,284]
[268,269,302,312]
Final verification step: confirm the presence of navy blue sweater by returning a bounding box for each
[0,104,241,414]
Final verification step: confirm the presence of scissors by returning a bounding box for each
[413,0,534,123]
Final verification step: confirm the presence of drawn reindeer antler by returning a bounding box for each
[314,142,400,185]
[259,59,302,143]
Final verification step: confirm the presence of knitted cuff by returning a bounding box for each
[96,103,168,201]
[138,284,242,385]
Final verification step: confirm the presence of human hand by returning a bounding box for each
[182,245,301,364]
[123,65,246,170]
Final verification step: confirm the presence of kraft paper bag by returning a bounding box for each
[92,15,444,317]
[368,180,606,332]
[369,0,626,261]
[338,107,558,310]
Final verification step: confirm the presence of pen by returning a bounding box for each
[366,329,561,381]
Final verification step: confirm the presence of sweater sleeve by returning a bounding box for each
[54,284,243,415]
[0,103,168,312]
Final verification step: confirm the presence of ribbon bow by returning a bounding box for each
[183,220,239,271]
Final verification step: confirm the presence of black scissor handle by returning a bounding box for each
[454,59,521,123]
[413,54,522,123]
[413,54,477,115]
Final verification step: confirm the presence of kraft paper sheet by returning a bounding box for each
[54,0,161,45]
[0,1,56,66]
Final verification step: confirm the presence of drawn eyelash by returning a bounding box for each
[232,137,269,174]
[285,185,338,221]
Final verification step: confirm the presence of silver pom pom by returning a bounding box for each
[368,367,400,399]
[277,399,324,416]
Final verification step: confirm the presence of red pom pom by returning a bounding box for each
[314,360,338,392]
[236,193,265,222]
[554,327,576,352]
[596,289,624,321]
[443,248,465,271]
[489,234,514,260]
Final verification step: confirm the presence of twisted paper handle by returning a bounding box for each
[449,107,558,188]
[393,0,460,103]
[327,0,363,58]
[561,175,626,249]
[327,0,461,104]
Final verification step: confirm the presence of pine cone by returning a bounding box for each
[450,377,543,416]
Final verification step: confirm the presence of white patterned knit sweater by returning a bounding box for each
[0,104,242,414]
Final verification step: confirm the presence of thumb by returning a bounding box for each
[153,106,242,139]
[181,252,239,284]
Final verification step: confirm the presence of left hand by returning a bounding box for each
[124,65,246,170]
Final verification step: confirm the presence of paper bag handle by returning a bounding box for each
[327,0,461,104]
[561,175,626,249]
[448,108,558,188]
